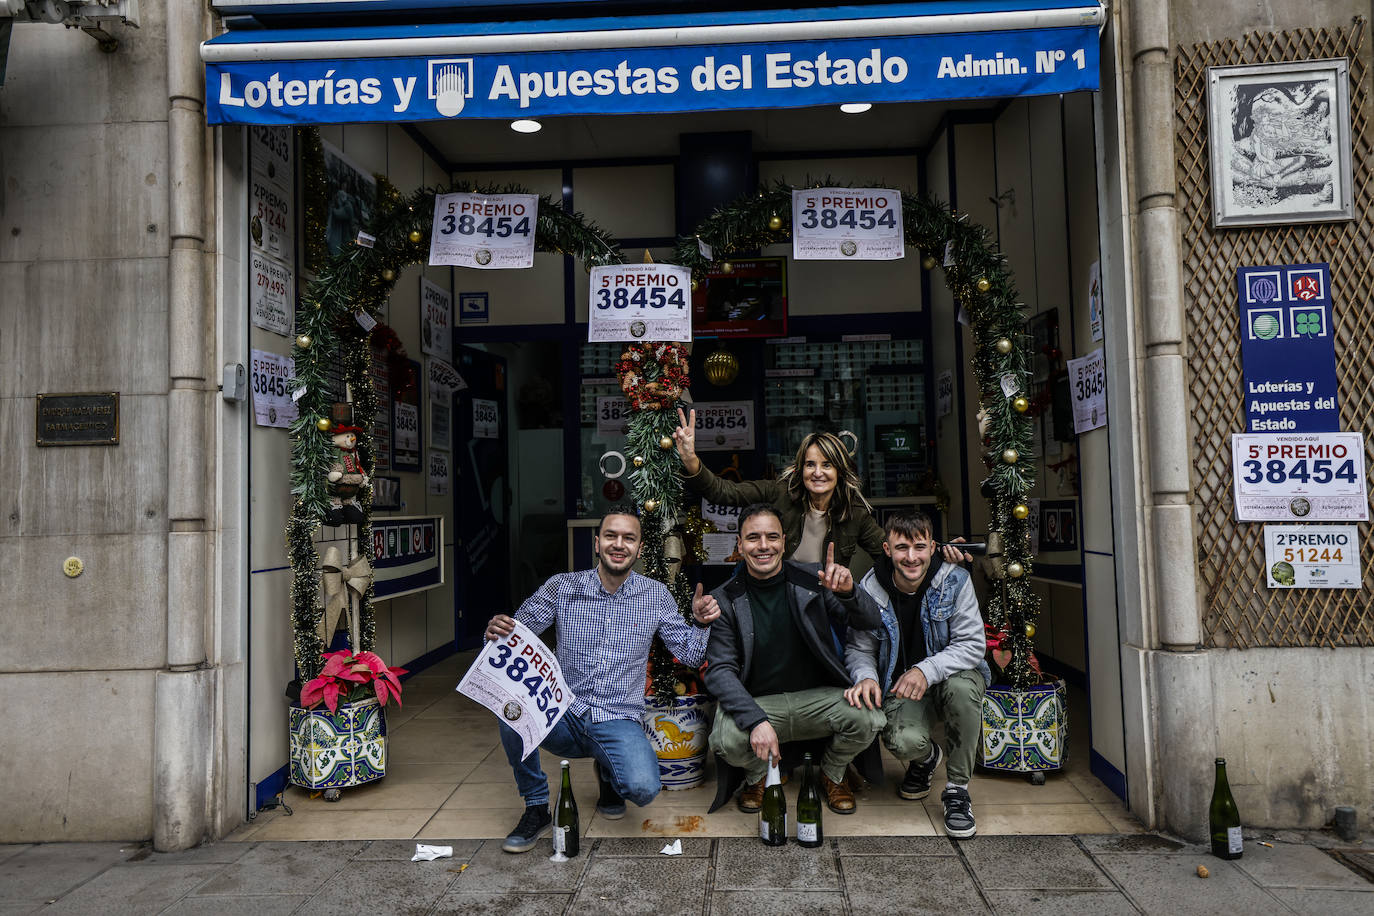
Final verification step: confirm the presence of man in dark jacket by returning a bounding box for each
[700,503,885,813]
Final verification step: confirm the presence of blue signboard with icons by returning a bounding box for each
[1236,263,1339,433]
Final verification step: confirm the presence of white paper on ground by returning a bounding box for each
[660,839,683,856]
[411,844,453,862]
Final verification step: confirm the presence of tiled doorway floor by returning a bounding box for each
[232,652,1140,842]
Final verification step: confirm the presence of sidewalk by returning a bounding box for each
[2,832,1369,914]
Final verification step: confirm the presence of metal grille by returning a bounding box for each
[1175,21,1374,648]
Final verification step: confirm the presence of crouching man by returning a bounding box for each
[485,505,721,853]
[703,503,885,814]
[844,510,991,837]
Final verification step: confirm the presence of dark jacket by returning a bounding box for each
[683,463,886,568]
[703,560,883,733]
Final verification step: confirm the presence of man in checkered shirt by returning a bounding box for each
[485,504,721,853]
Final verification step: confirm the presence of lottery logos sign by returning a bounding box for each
[587,263,692,343]
[1263,525,1362,589]
[458,622,573,760]
[1231,432,1368,521]
[1236,264,1339,432]
[371,515,444,598]
[791,188,903,260]
[429,192,538,269]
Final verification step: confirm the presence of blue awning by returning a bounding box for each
[203,2,1103,125]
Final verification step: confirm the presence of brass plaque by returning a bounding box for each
[36,392,119,446]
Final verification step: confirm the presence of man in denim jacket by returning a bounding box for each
[844,510,991,838]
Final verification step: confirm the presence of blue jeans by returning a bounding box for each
[500,710,661,808]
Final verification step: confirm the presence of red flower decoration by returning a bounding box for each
[617,342,690,411]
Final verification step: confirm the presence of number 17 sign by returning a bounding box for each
[458,621,573,760]
[429,191,538,269]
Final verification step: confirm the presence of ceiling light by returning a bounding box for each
[510,119,542,133]
[839,103,872,114]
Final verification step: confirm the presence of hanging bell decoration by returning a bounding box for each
[995,337,1013,355]
[704,348,741,386]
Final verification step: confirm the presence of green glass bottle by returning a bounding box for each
[795,752,823,848]
[1209,757,1242,860]
[759,753,787,846]
[554,760,580,858]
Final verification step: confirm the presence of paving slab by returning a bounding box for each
[836,836,956,856]
[843,855,988,915]
[430,891,570,915]
[571,856,709,915]
[711,890,848,915]
[592,837,712,857]
[0,846,34,866]
[42,863,224,915]
[0,843,136,904]
[1077,833,1195,854]
[446,838,587,893]
[294,858,464,915]
[1094,853,1283,915]
[122,842,252,866]
[712,837,839,891]
[160,895,311,916]
[1269,888,1374,915]
[961,835,1111,889]
[350,838,482,861]
[985,888,1137,915]
[1233,842,1371,889]
[189,841,363,897]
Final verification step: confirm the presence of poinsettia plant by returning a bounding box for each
[299,649,408,713]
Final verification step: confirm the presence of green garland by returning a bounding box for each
[288,128,627,680]
[676,179,1042,688]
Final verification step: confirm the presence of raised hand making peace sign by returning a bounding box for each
[673,407,702,475]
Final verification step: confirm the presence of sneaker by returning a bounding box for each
[941,786,977,838]
[594,760,626,819]
[501,804,552,853]
[898,745,944,800]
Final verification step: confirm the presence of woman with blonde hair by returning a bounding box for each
[673,407,884,567]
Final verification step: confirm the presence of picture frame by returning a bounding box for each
[1207,59,1353,228]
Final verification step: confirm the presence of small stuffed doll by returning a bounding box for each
[325,424,369,525]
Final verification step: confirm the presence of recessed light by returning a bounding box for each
[511,119,542,133]
[839,103,872,114]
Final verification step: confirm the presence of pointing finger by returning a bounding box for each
[826,542,835,566]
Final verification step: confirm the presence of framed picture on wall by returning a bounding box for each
[1207,59,1353,227]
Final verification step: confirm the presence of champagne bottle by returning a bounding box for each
[759,754,787,846]
[554,760,580,858]
[795,752,823,848]
[1209,757,1242,860]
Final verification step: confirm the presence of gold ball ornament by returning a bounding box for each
[1023,622,1036,637]
[1012,503,1030,520]
[315,417,332,432]
[995,337,1013,354]
[720,261,733,275]
[659,436,674,450]
[632,456,645,468]
[1007,561,1025,578]
[922,255,937,270]
[704,348,741,386]
[296,334,312,349]
[643,499,660,513]
[381,268,395,282]
[976,277,992,293]
[768,214,783,231]
[690,278,699,292]
[408,229,423,243]
[1013,396,1029,413]
[1002,448,1020,464]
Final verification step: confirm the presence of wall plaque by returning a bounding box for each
[36,392,119,446]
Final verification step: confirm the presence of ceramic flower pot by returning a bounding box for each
[980,678,1067,778]
[642,694,713,790]
[289,695,387,790]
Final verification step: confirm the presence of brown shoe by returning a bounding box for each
[737,780,765,813]
[822,774,856,814]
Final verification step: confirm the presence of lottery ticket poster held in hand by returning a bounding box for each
[429,192,538,269]
[420,278,454,364]
[1231,432,1369,521]
[587,263,692,343]
[458,621,573,760]
[791,187,904,260]
[1066,348,1107,434]
[249,348,297,429]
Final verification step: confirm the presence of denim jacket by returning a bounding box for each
[846,561,992,692]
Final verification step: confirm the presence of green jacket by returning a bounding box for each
[683,463,886,568]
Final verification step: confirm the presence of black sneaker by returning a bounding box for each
[594,760,626,819]
[898,745,944,800]
[501,804,551,853]
[941,785,976,838]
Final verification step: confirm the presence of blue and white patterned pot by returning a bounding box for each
[980,679,1067,773]
[289,696,388,789]
[643,694,713,790]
